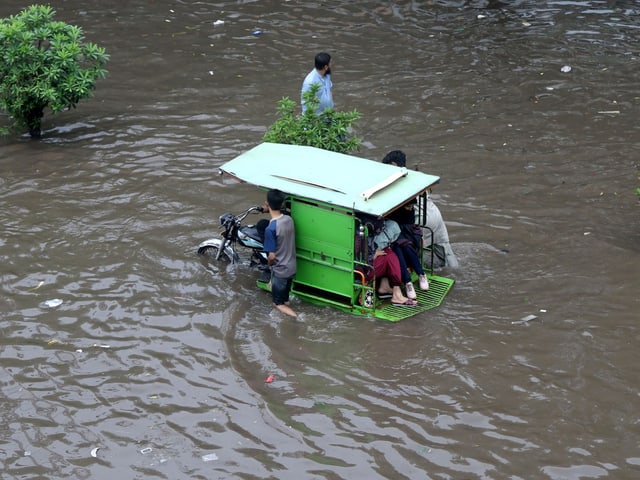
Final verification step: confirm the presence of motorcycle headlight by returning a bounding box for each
[219,213,235,228]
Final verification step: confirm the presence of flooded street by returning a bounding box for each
[1,1,639,479]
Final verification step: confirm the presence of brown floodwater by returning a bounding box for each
[1,1,639,479]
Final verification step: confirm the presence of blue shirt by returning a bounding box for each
[301,69,333,114]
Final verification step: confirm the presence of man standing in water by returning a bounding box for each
[301,52,333,114]
[382,150,458,269]
[263,189,297,318]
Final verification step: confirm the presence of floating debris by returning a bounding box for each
[264,374,275,383]
[560,65,572,73]
[90,447,100,458]
[202,453,218,462]
[512,314,538,325]
[44,298,63,308]
[140,447,153,455]
[213,20,224,26]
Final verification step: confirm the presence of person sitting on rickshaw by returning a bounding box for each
[388,199,430,298]
[371,219,418,307]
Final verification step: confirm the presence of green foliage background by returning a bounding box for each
[0,4,109,136]
[263,84,361,154]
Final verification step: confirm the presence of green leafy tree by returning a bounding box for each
[263,83,361,154]
[0,4,109,137]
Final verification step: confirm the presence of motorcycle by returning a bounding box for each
[197,205,270,269]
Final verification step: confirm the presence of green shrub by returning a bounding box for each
[263,84,361,154]
[0,4,109,137]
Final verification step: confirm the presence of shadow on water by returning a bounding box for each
[1,1,639,479]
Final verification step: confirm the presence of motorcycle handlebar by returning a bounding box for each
[236,205,265,222]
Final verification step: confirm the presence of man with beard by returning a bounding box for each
[301,52,333,114]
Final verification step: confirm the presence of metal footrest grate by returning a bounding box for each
[373,274,455,322]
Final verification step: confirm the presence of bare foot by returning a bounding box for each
[391,286,409,304]
[377,277,393,294]
[391,295,409,304]
[274,303,297,318]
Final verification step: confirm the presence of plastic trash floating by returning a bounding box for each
[512,314,538,325]
[44,298,63,308]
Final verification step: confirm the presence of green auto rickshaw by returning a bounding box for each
[199,142,454,322]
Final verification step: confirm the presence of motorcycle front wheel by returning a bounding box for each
[197,238,238,263]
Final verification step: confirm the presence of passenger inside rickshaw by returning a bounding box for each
[355,213,418,307]
[386,198,430,296]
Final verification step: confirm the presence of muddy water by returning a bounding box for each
[1,1,639,479]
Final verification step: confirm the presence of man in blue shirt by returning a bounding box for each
[263,189,297,317]
[301,52,333,114]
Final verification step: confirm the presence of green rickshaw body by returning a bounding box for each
[220,143,454,321]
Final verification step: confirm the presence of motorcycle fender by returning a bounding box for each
[197,237,222,252]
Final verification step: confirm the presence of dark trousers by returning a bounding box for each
[392,244,424,283]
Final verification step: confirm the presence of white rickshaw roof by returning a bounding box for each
[220,143,440,217]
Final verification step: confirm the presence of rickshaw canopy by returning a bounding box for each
[220,143,440,216]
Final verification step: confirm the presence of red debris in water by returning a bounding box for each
[264,374,275,383]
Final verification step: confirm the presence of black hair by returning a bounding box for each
[314,52,331,70]
[382,150,406,167]
[267,189,286,210]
